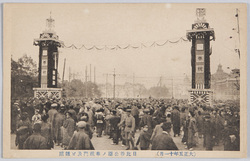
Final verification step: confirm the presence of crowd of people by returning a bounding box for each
[11,97,240,151]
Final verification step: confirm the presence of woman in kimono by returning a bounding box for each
[187,110,198,151]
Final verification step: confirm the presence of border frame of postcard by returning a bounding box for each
[2,3,248,158]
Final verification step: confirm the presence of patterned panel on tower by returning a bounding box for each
[195,39,205,89]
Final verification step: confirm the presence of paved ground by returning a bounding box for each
[11,129,224,150]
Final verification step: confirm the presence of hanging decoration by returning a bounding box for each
[61,36,189,50]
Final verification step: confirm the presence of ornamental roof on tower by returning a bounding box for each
[186,8,215,41]
[33,14,64,47]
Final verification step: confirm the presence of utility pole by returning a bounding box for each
[85,66,88,98]
[94,66,96,84]
[62,58,66,83]
[236,8,240,58]
[113,68,116,99]
[160,76,162,87]
[69,67,71,82]
[172,77,174,99]
[85,66,88,82]
[106,69,124,99]
[105,74,108,98]
[133,73,135,98]
[90,64,92,82]
[236,8,240,44]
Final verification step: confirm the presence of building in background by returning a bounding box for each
[211,64,240,100]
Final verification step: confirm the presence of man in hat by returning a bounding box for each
[54,105,66,146]
[68,105,77,122]
[124,108,135,150]
[48,103,58,123]
[131,103,139,130]
[140,108,153,135]
[68,121,93,150]
[151,122,178,150]
[38,97,49,115]
[95,109,104,137]
[48,103,58,141]
[85,104,94,128]
[23,123,47,149]
[118,106,128,146]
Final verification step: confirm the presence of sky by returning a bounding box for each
[8,3,244,87]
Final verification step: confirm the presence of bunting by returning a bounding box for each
[62,36,189,50]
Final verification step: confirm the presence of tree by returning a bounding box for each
[11,54,38,99]
[62,79,102,98]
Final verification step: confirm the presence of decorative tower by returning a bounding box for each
[186,8,215,106]
[33,14,64,98]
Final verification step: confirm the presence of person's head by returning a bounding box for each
[79,115,88,122]
[143,108,150,115]
[160,116,167,123]
[59,105,66,113]
[14,102,19,107]
[202,105,207,111]
[181,107,186,112]
[161,122,172,132]
[219,109,225,117]
[21,112,28,121]
[204,114,211,121]
[189,110,195,118]
[69,105,74,110]
[142,125,148,132]
[34,109,39,114]
[51,103,57,109]
[166,112,171,118]
[33,123,42,133]
[126,109,131,116]
[41,114,49,122]
[111,110,117,115]
[104,103,109,108]
[66,112,72,118]
[77,121,87,129]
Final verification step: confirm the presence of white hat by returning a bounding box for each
[51,103,57,107]
[77,121,87,128]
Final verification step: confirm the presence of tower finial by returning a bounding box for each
[46,12,55,32]
[196,8,206,22]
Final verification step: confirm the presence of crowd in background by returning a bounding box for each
[11,97,240,151]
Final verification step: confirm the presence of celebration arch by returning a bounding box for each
[33,8,215,106]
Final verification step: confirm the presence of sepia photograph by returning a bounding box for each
[3,3,247,158]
